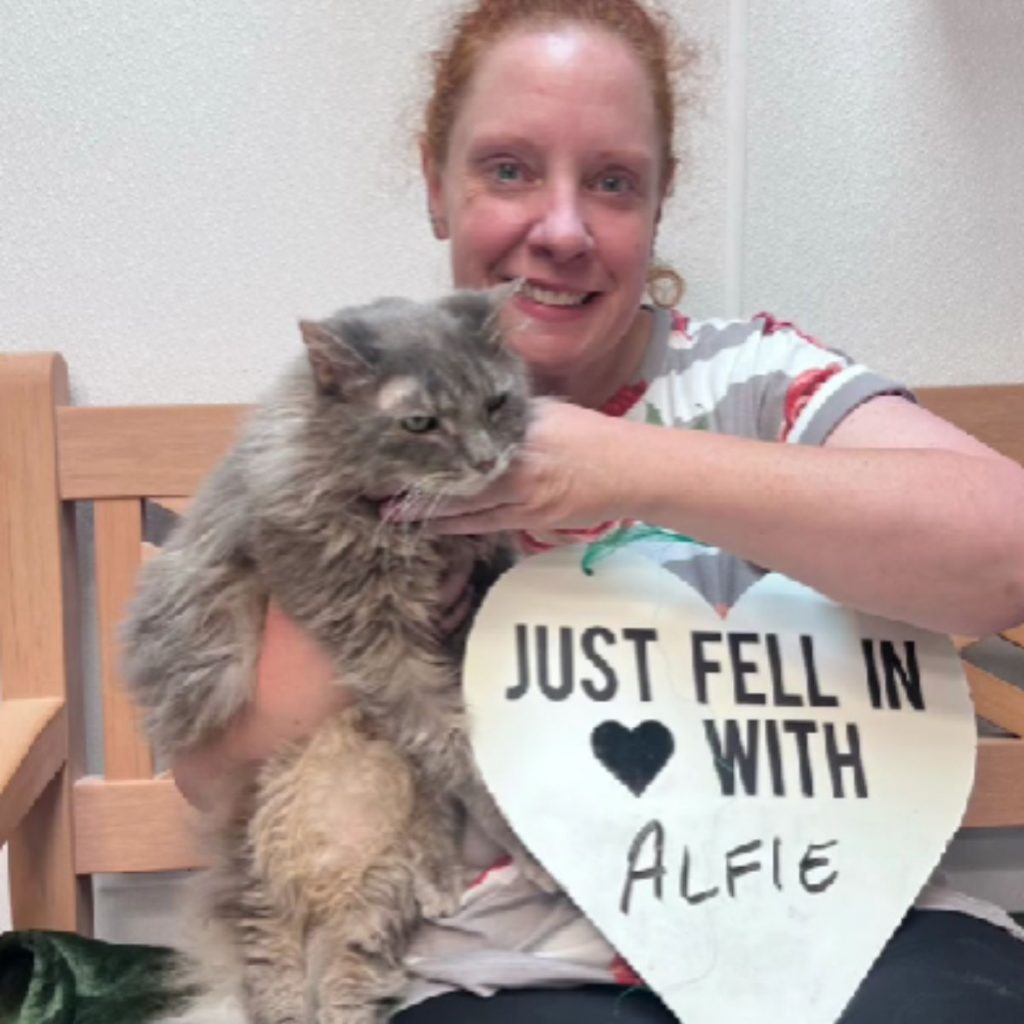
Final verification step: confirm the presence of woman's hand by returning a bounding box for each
[387,400,630,535]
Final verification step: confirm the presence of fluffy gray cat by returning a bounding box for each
[121,289,547,1024]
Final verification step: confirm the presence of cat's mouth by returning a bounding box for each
[372,466,503,515]
[368,477,483,508]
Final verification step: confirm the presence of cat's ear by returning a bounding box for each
[439,284,515,350]
[299,320,375,396]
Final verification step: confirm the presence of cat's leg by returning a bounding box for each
[405,790,464,921]
[306,786,464,1024]
[434,541,561,896]
[307,940,405,1024]
[309,808,465,1024]
[364,652,556,896]
[234,889,309,1024]
[200,837,309,1024]
[251,713,451,1024]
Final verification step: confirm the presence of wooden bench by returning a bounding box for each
[1,352,1022,935]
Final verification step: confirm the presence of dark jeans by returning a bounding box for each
[394,910,1024,1023]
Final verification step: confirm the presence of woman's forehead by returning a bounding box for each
[450,25,659,148]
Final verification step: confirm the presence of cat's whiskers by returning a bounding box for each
[380,483,433,558]
[384,489,429,567]
[390,480,441,550]
[366,487,411,567]
[394,487,425,555]
[410,483,457,548]
[397,483,430,522]
[494,442,521,479]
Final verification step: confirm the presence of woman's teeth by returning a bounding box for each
[518,283,590,307]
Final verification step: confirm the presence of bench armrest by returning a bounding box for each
[0,697,67,847]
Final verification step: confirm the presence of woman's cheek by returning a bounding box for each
[459,211,526,283]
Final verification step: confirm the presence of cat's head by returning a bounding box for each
[297,288,530,498]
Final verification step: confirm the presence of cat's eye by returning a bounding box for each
[401,415,439,434]
[486,393,508,416]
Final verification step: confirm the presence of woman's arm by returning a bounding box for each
[631,395,1024,634]
[406,396,1024,636]
[171,602,347,809]
[171,556,479,808]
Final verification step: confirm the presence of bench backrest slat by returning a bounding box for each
[94,498,154,780]
[57,405,247,499]
[2,352,1023,932]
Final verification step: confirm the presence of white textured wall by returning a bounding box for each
[2,0,445,405]
[0,0,724,405]
[1,0,1021,937]
[742,0,1024,384]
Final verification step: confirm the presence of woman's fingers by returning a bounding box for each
[382,402,627,535]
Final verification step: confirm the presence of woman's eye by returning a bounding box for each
[594,171,635,195]
[401,415,439,434]
[486,393,508,415]
[488,160,526,185]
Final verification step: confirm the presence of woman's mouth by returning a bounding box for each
[514,280,597,308]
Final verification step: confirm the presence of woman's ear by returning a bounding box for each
[420,140,450,240]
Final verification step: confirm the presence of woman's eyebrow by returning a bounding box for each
[465,132,541,155]
[464,137,654,171]
[591,148,655,171]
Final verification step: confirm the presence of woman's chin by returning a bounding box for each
[505,330,595,386]
[504,299,600,350]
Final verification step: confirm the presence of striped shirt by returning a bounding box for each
[402,307,1023,1008]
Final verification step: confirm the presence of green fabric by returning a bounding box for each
[580,523,704,576]
[1,917,1022,1022]
[0,931,193,1024]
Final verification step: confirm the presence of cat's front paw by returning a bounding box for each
[414,866,464,920]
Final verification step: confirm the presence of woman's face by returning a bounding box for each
[424,25,667,392]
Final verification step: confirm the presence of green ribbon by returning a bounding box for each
[581,523,706,576]
[580,407,711,575]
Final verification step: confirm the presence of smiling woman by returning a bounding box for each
[422,18,670,404]
[169,0,1024,1021]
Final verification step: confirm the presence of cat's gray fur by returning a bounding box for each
[122,289,543,1024]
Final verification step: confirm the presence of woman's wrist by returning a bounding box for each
[595,416,687,529]
[171,605,349,808]
[171,727,253,810]
[171,697,332,809]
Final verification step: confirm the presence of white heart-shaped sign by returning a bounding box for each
[463,546,976,1024]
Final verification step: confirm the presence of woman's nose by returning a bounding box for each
[527,185,593,263]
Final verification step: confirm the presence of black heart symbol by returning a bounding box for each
[591,720,675,797]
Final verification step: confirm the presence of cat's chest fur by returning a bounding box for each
[250,493,503,742]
